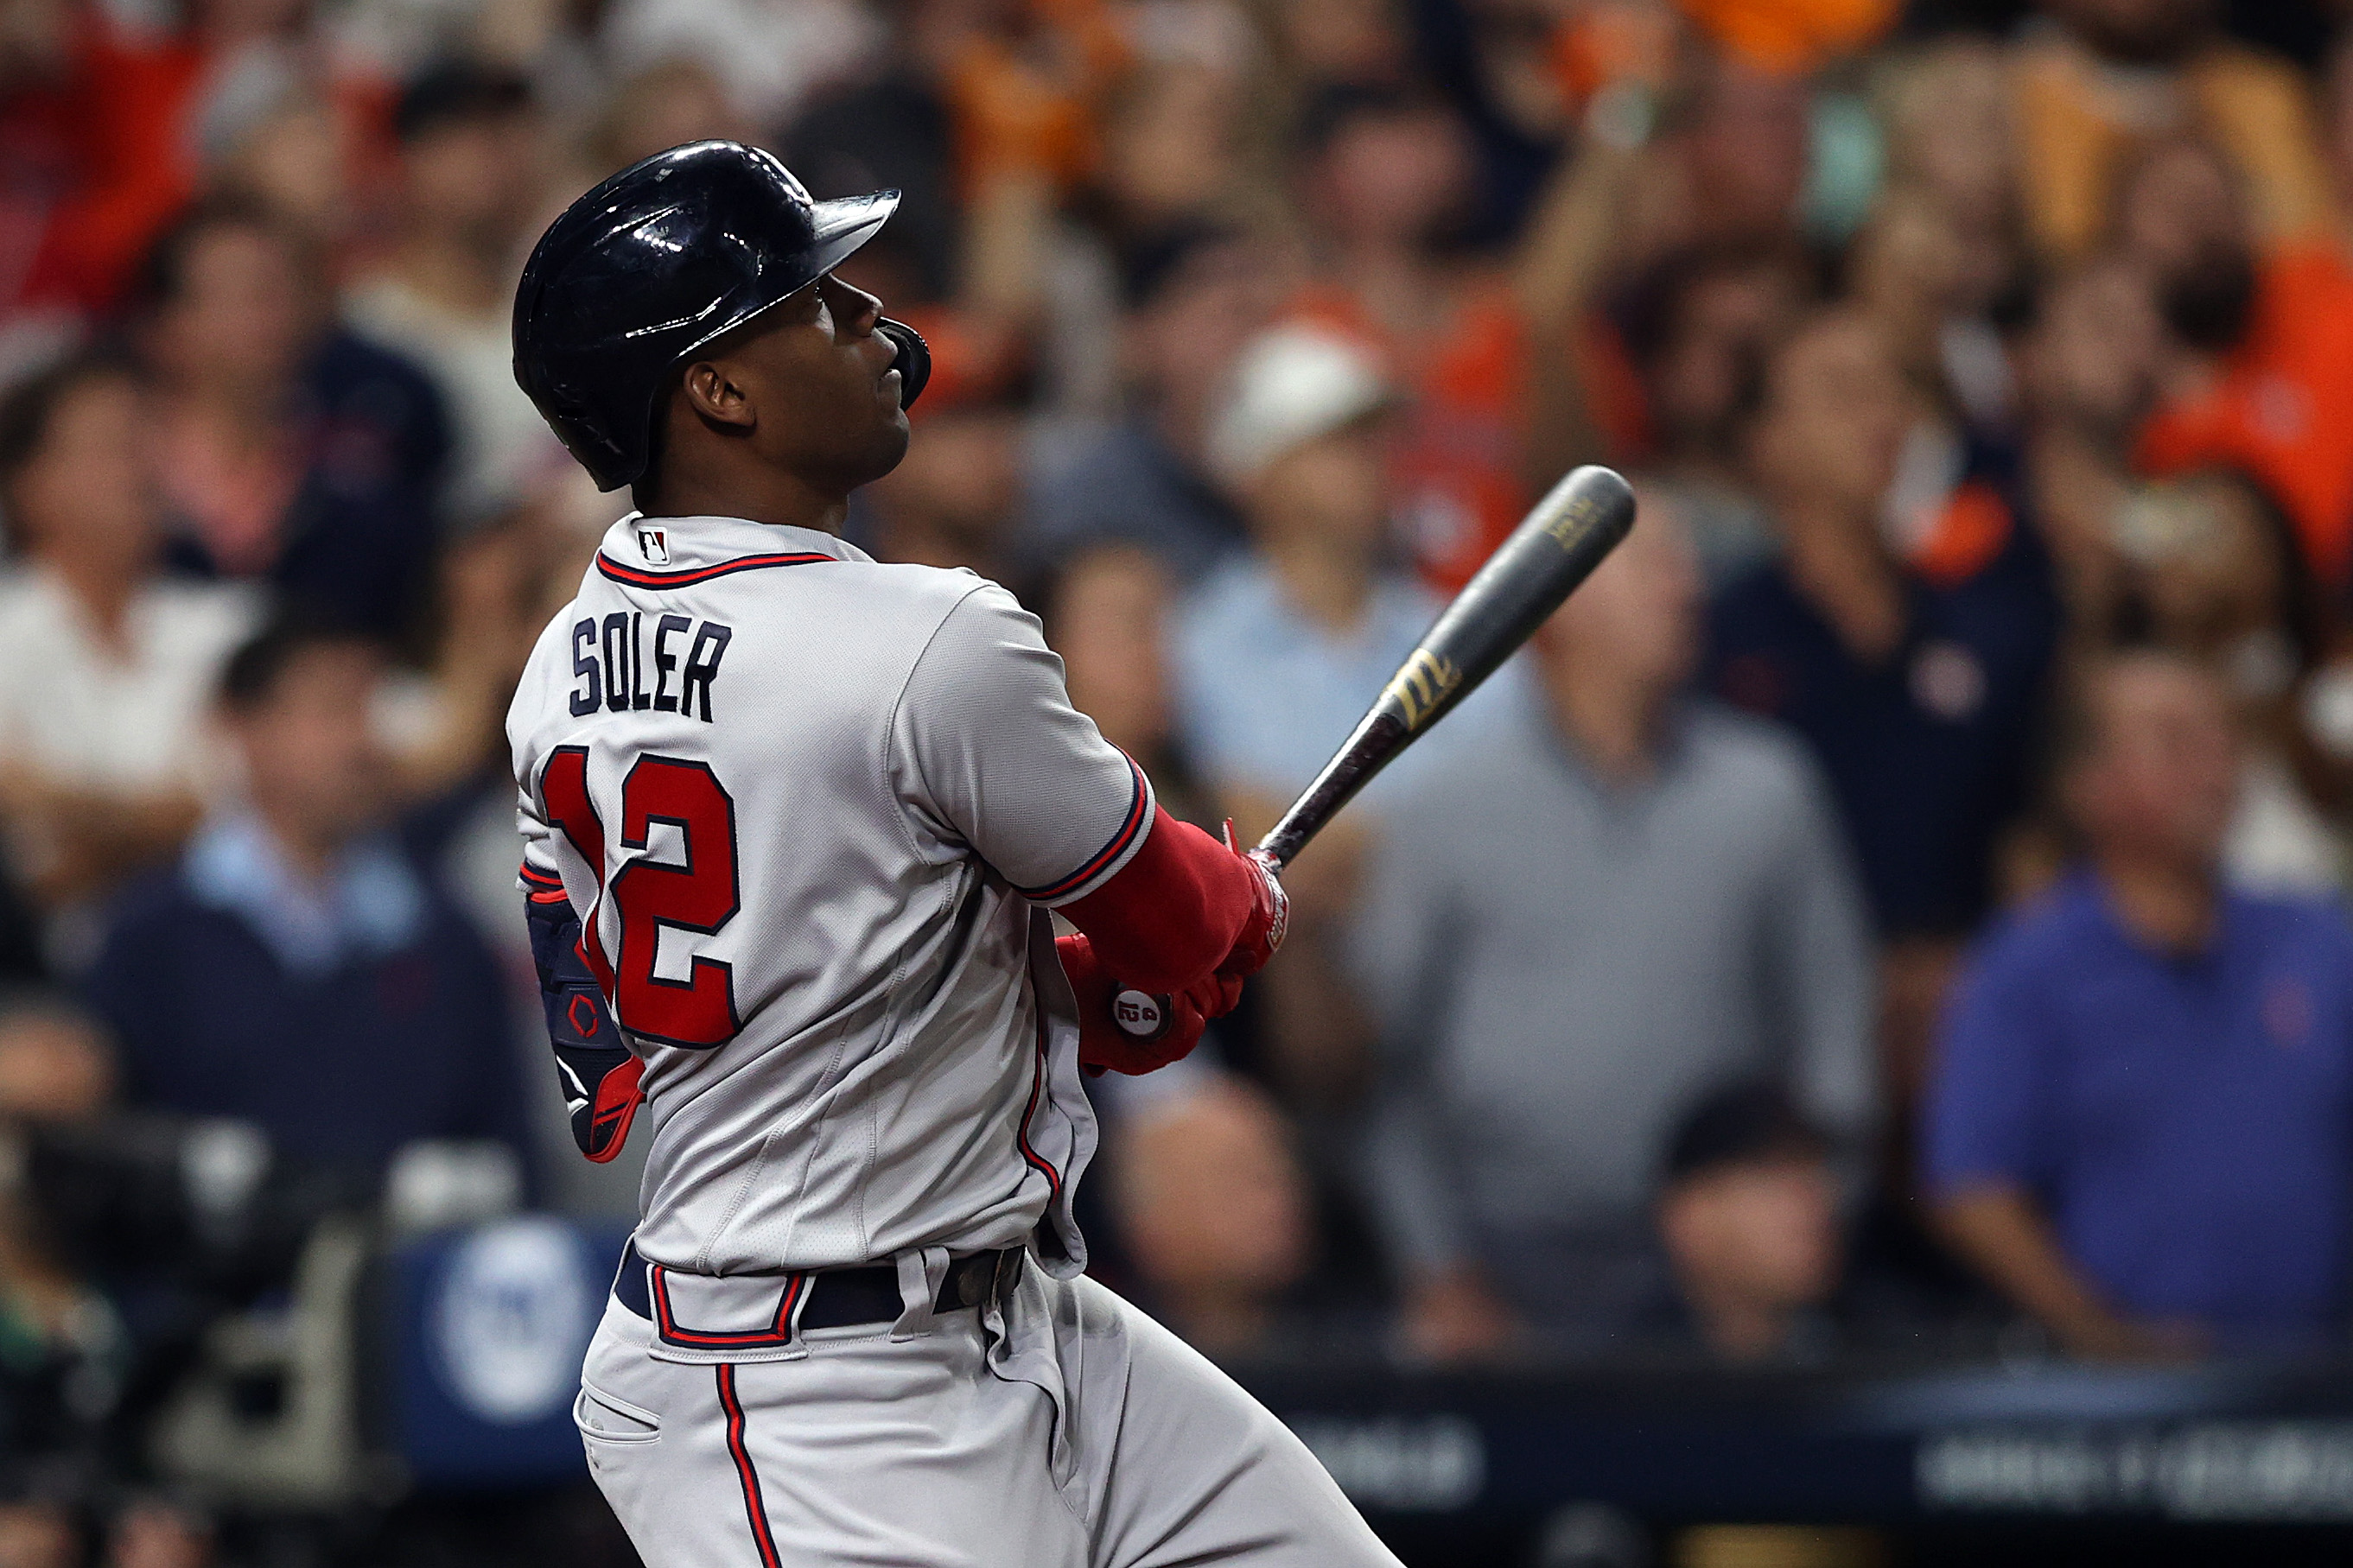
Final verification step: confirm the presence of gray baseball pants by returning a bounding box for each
[575,1256,1402,1567]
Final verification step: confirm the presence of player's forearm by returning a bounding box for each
[1058,807,1258,993]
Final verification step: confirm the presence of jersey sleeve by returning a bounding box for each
[893,581,1154,906]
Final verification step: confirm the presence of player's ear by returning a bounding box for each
[678,359,756,431]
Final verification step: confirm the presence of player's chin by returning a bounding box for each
[854,408,912,484]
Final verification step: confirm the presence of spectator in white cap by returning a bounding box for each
[1170,324,1511,1106]
[1173,322,1425,832]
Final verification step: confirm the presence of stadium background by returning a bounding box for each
[8,0,2353,1562]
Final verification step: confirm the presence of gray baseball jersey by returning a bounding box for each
[507,513,1153,1286]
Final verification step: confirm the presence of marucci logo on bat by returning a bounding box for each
[1384,648,1462,731]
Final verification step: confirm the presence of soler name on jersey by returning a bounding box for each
[567,612,734,721]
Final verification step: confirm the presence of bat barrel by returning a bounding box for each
[1256,466,1637,867]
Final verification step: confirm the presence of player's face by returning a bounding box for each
[708,273,910,494]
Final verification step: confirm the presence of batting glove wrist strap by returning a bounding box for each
[1218,823,1288,980]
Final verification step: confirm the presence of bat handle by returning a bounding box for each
[1254,822,1305,870]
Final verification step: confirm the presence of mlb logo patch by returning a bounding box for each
[636,526,670,565]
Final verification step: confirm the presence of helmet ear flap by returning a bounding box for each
[876,318,931,410]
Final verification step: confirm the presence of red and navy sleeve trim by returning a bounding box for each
[1015,757,1154,906]
[595,551,833,588]
[519,860,569,905]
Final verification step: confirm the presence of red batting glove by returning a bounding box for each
[1056,932,1240,1076]
[1216,822,1288,981]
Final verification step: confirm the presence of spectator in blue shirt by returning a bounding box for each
[85,615,528,1185]
[1173,324,1431,817]
[1925,650,2353,1357]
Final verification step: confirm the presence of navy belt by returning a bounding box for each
[612,1241,1024,1336]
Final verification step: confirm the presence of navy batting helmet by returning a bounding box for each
[512,140,932,493]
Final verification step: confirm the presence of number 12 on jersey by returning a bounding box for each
[542,747,743,1048]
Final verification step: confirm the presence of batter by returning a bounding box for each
[505,140,1400,1567]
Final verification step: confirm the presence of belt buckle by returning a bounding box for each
[945,1248,1023,1311]
[990,1247,1023,1304]
[949,1254,988,1310]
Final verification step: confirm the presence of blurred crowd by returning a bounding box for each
[10,0,2353,1556]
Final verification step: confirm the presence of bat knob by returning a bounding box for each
[1112,989,1173,1042]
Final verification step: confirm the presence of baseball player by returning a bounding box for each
[506,142,1402,1566]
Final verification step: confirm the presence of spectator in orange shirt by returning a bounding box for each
[12,6,207,318]
[1288,86,1518,592]
[2121,136,2353,587]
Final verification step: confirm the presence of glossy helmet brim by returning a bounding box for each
[676,189,900,363]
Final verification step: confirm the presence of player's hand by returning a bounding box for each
[1057,933,1238,1075]
[1216,822,1288,981]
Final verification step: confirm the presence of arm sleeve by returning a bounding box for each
[514,738,641,1162]
[516,780,569,893]
[1055,808,1261,994]
[1761,754,1880,1148]
[894,582,1156,905]
[1347,799,1478,1277]
[524,886,643,1164]
[1922,936,2054,1198]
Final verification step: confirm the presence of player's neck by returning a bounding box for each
[634,467,849,535]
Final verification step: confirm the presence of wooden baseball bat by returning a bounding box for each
[1108,465,1638,1040]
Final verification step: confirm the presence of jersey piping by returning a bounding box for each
[1015,756,1151,905]
[1014,1010,1063,1200]
[595,550,836,589]
[716,1366,785,1568]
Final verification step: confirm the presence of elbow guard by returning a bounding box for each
[525,882,642,1163]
